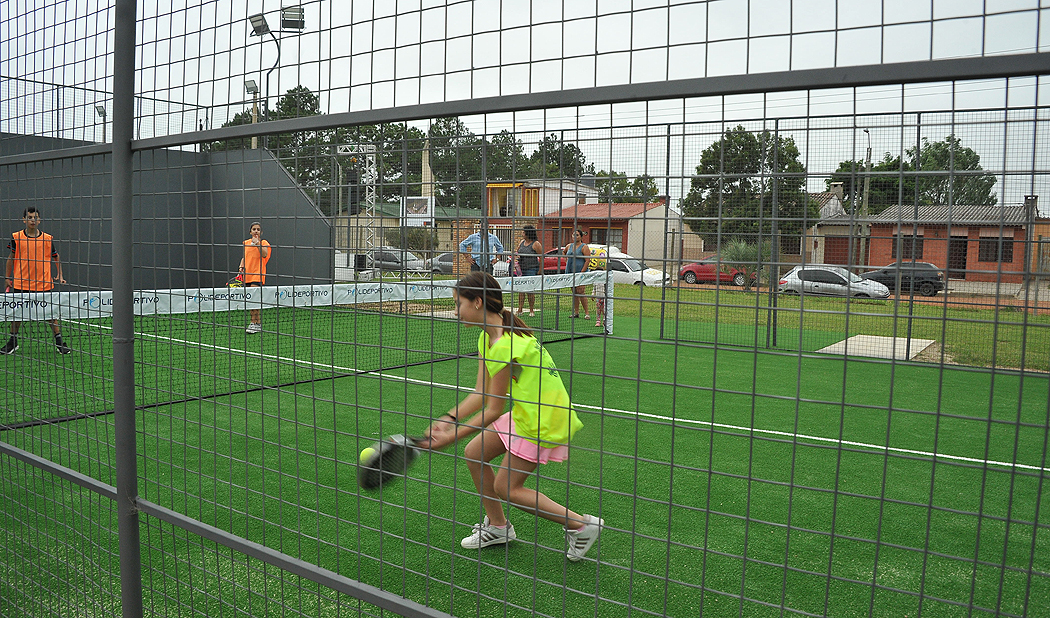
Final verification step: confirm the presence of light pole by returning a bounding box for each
[95,104,107,143]
[244,79,259,149]
[859,129,872,267]
[248,7,306,138]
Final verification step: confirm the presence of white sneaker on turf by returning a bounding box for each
[460,517,516,549]
[246,322,262,334]
[565,515,603,561]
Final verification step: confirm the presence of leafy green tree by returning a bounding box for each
[486,130,529,181]
[207,86,338,212]
[202,108,257,151]
[527,134,594,179]
[385,227,437,251]
[827,134,996,214]
[334,122,428,214]
[426,120,530,212]
[716,239,769,291]
[826,154,915,216]
[911,135,997,206]
[596,171,660,203]
[427,117,485,211]
[679,126,816,246]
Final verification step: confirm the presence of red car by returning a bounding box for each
[678,257,752,286]
[543,248,567,274]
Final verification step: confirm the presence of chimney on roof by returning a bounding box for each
[577,194,586,205]
[1025,195,1038,217]
[830,182,844,200]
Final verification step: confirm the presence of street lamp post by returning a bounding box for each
[247,7,306,145]
[859,128,873,267]
[244,79,259,149]
[95,104,107,143]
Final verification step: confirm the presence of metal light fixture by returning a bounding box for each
[244,79,259,95]
[95,104,106,118]
[281,6,305,30]
[249,13,270,36]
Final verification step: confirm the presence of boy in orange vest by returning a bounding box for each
[3,207,70,354]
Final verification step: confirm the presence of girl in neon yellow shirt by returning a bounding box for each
[424,271,603,561]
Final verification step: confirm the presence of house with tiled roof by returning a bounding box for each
[546,200,670,260]
[868,203,1035,283]
[483,180,693,262]
[806,184,865,267]
[806,186,1041,284]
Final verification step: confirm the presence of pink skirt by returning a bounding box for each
[490,412,570,464]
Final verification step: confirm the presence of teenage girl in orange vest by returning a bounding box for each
[239,222,271,334]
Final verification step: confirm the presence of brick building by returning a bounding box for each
[868,204,1033,283]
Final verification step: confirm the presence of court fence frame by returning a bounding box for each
[2,1,1050,617]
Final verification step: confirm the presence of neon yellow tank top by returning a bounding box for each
[479,331,583,447]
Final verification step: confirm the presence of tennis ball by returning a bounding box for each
[359,447,376,463]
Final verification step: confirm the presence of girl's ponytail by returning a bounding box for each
[501,308,534,337]
[456,272,535,337]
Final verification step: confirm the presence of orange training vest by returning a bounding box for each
[10,230,55,292]
[243,239,271,284]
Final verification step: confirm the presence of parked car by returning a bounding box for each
[778,264,890,298]
[368,247,427,272]
[678,256,754,286]
[543,247,567,274]
[543,244,623,274]
[604,256,671,287]
[424,251,456,274]
[861,262,945,296]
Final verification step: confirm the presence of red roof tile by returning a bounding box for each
[545,201,664,220]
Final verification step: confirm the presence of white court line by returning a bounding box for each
[77,320,1049,474]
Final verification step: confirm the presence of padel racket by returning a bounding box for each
[227,274,244,288]
[357,434,425,489]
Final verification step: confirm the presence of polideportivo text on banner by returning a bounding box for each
[0,272,602,322]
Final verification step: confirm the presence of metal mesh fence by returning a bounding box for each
[2,2,1050,617]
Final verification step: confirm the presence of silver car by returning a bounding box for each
[424,252,456,274]
[368,247,427,272]
[778,264,890,298]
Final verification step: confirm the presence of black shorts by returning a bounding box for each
[245,282,262,287]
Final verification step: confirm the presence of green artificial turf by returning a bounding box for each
[3,311,1048,617]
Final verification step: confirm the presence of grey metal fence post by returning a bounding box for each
[112,0,144,617]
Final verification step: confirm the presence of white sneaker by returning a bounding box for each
[565,515,603,561]
[460,517,516,549]
[246,322,262,334]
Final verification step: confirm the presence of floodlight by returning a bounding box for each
[244,79,259,95]
[94,105,106,118]
[249,13,270,36]
[281,6,305,30]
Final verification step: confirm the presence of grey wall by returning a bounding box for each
[206,149,333,287]
[1,134,332,290]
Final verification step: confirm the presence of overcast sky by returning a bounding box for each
[2,0,1048,203]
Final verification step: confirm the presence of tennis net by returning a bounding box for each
[0,272,603,429]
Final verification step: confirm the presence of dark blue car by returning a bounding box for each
[861,262,945,296]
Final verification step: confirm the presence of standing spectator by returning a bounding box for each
[2,207,69,355]
[514,225,542,317]
[459,226,505,274]
[563,228,591,319]
[239,221,271,334]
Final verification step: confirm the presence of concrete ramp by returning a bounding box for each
[818,335,936,360]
